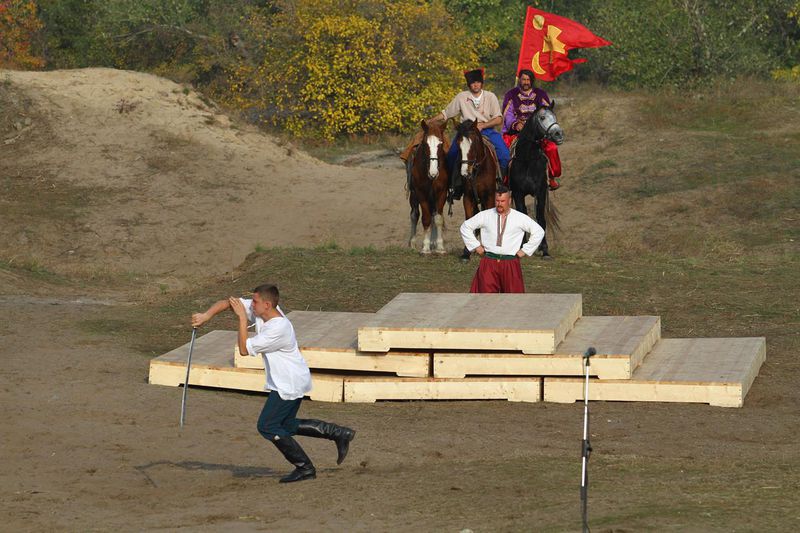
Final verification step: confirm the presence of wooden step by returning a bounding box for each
[543,337,766,407]
[343,376,541,403]
[434,316,660,379]
[148,331,343,402]
[234,312,430,377]
[357,293,582,354]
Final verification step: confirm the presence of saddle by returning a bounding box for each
[508,137,561,180]
[479,136,504,184]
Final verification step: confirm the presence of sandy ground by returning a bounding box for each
[3,294,796,532]
[2,69,798,531]
[0,68,638,289]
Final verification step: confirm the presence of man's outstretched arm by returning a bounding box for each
[191,299,231,328]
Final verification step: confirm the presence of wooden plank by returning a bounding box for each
[148,331,343,402]
[343,376,541,403]
[434,316,660,379]
[543,337,766,407]
[234,312,430,377]
[358,293,582,354]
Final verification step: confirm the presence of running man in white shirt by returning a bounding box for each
[191,283,355,483]
[459,184,545,293]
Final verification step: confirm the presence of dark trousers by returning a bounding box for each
[257,391,302,440]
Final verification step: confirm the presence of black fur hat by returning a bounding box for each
[464,68,484,85]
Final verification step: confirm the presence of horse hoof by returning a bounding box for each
[541,254,553,261]
[434,248,447,255]
[419,249,432,256]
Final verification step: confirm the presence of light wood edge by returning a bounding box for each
[233,344,430,377]
[148,359,344,402]
[358,329,559,354]
[543,379,745,407]
[343,377,541,403]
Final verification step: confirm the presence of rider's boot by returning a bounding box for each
[271,435,316,483]
[296,419,356,465]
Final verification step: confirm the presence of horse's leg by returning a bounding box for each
[409,190,420,250]
[433,178,448,254]
[511,190,533,248]
[535,190,551,259]
[460,190,476,261]
[420,194,433,255]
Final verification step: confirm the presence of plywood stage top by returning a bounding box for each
[361,293,582,331]
[358,293,582,354]
[288,311,375,352]
[544,337,767,407]
[433,315,661,379]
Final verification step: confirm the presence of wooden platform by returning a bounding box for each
[357,293,582,354]
[148,331,344,402]
[235,312,430,377]
[433,316,661,380]
[543,337,766,407]
[343,376,541,403]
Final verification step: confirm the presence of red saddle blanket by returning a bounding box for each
[541,139,561,178]
[504,135,562,179]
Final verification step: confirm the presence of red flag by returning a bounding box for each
[516,7,611,82]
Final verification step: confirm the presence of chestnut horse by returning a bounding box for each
[454,119,500,260]
[408,120,449,254]
[508,103,564,258]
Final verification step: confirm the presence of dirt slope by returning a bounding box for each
[1,68,416,285]
[2,69,797,292]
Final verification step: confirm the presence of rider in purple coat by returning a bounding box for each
[501,69,551,141]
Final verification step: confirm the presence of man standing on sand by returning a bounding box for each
[191,283,355,483]
[459,185,545,293]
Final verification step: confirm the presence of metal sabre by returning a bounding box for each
[179,327,198,428]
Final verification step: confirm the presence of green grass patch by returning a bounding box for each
[91,246,799,359]
[0,258,67,283]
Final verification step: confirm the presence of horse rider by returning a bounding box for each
[501,69,561,190]
[191,284,356,483]
[460,184,544,293]
[401,68,508,199]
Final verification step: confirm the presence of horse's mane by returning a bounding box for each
[518,111,541,143]
[456,119,478,139]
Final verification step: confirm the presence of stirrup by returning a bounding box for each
[548,179,560,191]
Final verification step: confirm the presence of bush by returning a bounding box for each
[228,0,486,138]
[0,0,44,69]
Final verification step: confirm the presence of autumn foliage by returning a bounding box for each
[0,0,44,69]
[226,0,485,138]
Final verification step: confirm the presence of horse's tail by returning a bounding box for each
[545,193,561,234]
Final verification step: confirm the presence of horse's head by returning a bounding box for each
[419,119,446,179]
[523,101,564,145]
[455,119,482,178]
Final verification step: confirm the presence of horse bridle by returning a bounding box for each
[458,132,487,179]
[415,137,443,180]
[535,108,561,141]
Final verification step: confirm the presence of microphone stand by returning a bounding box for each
[581,346,596,533]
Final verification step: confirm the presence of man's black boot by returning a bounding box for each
[296,419,356,465]
[272,435,316,483]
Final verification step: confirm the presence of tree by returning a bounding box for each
[230,0,484,138]
[0,0,44,69]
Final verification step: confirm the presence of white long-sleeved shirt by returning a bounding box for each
[240,298,312,400]
[442,90,502,124]
[460,208,545,256]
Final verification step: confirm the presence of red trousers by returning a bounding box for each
[470,256,526,293]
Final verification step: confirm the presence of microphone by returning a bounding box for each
[583,346,596,367]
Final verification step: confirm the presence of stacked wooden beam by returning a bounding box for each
[149,293,766,407]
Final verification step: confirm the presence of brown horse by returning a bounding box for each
[453,119,499,260]
[408,120,449,254]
